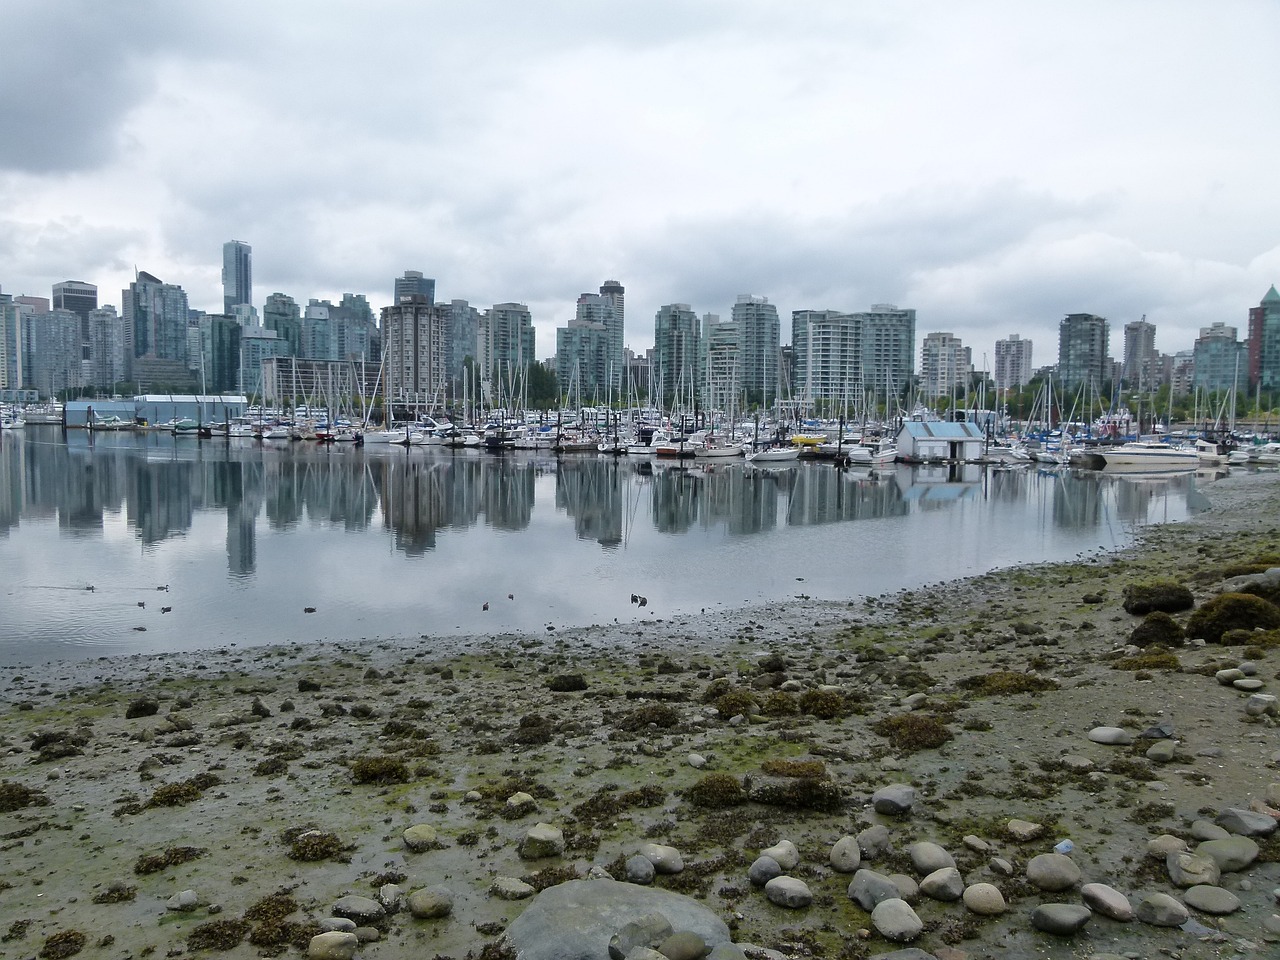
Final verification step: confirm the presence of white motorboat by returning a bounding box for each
[1096,440,1198,469]
[0,417,24,430]
[1193,438,1227,466]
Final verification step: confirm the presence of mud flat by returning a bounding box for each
[2,470,1279,960]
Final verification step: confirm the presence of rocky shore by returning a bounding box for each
[2,470,1279,960]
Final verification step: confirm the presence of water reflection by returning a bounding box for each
[0,433,1210,574]
[0,431,1209,664]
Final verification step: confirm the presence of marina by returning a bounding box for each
[0,429,1211,665]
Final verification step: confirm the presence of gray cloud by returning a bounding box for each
[2,0,1278,370]
[0,1,219,173]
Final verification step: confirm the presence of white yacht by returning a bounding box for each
[1096,440,1198,469]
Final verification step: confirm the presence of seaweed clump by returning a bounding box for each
[958,671,1058,697]
[798,688,849,719]
[1111,648,1181,672]
[1185,592,1280,643]
[1122,580,1194,615]
[133,846,207,875]
[571,785,665,825]
[613,703,682,731]
[39,931,85,960]
[761,758,826,778]
[748,775,844,813]
[713,690,758,719]
[144,773,222,809]
[547,673,588,692]
[686,773,746,809]
[0,781,50,813]
[282,825,350,862]
[1129,611,1185,647]
[872,713,955,754]
[349,755,410,785]
[186,919,248,951]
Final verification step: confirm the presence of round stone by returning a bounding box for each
[1026,853,1081,892]
[918,866,964,902]
[1086,726,1133,745]
[961,882,1006,915]
[764,876,812,909]
[406,887,453,920]
[1183,884,1241,915]
[848,869,901,911]
[402,824,439,851]
[759,840,799,870]
[1080,882,1133,922]
[872,783,915,815]
[307,932,358,960]
[907,841,954,875]
[870,898,922,942]
[1031,904,1092,936]
[1135,892,1189,927]
[830,836,861,873]
[748,855,782,887]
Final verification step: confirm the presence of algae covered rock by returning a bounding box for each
[1129,611,1185,647]
[1123,580,1194,615]
[1186,592,1280,643]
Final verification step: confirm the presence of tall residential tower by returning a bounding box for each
[222,241,252,314]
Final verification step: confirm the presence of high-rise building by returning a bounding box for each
[202,315,242,393]
[1122,317,1158,389]
[479,303,536,396]
[302,300,333,359]
[1193,322,1247,395]
[703,313,740,411]
[239,325,283,397]
[439,299,480,383]
[331,293,375,362]
[123,272,190,373]
[653,304,700,407]
[52,280,97,361]
[554,286,624,401]
[13,297,47,389]
[858,304,916,402]
[791,310,861,407]
[1057,313,1109,392]
[732,295,780,407]
[222,241,252,314]
[86,306,126,390]
[920,332,972,400]
[994,334,1033,391]
[0,290,20,390]
[382,294,445,406]
[263,293,301,357]
[556,318,611,404]
[1248,285,1280,391]
[598,280,625,395]
[30,309,82,398]
[394,271,435,305]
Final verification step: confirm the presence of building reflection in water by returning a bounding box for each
[0,434,1200,579]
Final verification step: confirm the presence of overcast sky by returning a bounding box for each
[2,0,1278,371]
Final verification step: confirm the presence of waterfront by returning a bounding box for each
[0,430,1205,665]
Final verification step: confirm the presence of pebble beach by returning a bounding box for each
[2,469,1279,960]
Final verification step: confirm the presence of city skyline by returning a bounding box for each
[1,2,1278,368]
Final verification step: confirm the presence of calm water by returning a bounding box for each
[0,430,1204,666]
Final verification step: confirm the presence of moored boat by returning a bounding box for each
[1096,440,1198,469]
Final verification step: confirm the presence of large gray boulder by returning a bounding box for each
[503,879,731,960]
[870,898,922,942]
[849,869,902,911]
[1196,835,1259,872]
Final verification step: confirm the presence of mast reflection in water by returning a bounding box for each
[0,432,1203,664]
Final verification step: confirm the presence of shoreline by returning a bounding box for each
[2,470,1278,959]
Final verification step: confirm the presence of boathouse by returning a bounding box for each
[896,420,986,462]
